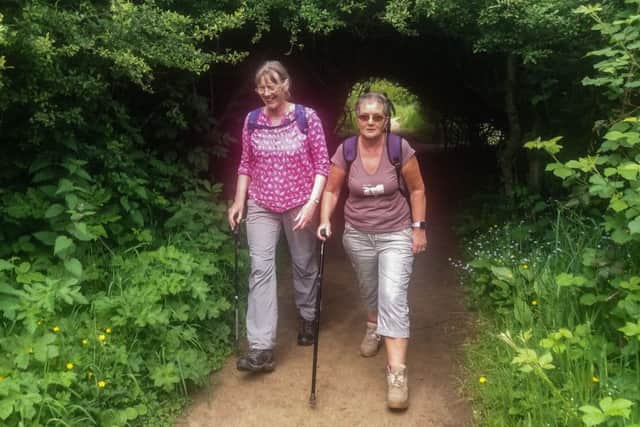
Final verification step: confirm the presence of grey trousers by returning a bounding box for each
[245,200,319,350]
[342,224,414,338]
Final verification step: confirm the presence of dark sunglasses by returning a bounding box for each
[357,113,386,123]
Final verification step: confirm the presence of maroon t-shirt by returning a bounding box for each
[332,138,415,233]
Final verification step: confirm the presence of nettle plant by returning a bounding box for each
[526,3,640,336]
[523,4,640,425]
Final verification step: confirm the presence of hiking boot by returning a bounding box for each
[360,321,382,357]
[236,349,275,372]
[387,364,409,409]
[297,317,315,346]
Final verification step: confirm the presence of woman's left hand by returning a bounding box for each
[293,200,317,230]
[412,228,427,255]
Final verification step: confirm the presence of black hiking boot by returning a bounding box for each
[236,349,275,372]
[297,317,316,346]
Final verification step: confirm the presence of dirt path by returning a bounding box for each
[178,147,477,427]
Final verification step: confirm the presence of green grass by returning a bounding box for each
[454,196,640,426]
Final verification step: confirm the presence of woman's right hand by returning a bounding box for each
[227,201,244,230]
[317,223,332,240]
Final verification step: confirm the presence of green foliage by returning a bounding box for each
[336,78,429,138]
[459,5,640,425]
[0,1,250,425]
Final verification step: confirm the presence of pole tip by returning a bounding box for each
[309,393,316,407]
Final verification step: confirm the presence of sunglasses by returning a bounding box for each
[357,113,386,123]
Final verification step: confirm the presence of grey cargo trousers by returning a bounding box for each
[245,200,319,350]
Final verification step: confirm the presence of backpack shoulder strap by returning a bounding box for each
[386,133,406,196]
[343,136,358,165]
[247,108,262,133]
[294,104,308,134]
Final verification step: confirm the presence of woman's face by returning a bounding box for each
[356,100,387,140]
[256,74,288,111]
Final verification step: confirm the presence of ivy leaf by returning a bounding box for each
[556,273,588,287]
[604,130,625,140]
[53,235,74,257]
[600,397,633,417]
[628,216,640,234]
[579,293,598,305]
[490,266,513,282]
[610,197,628,212]
[69,222,95,241]
[0,397,14,420]
[33,231,57,246]
[64,258,83,278]
[56,179,75,194]
[619,321,640,338]
[44,204,65,218]
[579,405,606,426]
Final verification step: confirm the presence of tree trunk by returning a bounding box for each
[499,54,522,198]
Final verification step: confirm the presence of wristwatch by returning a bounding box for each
[411,221,427,229]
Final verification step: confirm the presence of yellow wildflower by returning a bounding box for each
[37,320,43,326]
[66,362,74,370]
[0,375,4,382]
[98,334,106,343]
[531,300,538,306]
[479,376,487,384]
[523,264,529,269]
[592,376,599,383]
[52,325,61,333]
[105,327,112,334]
[81,338,89,346]
[98,380,106,388]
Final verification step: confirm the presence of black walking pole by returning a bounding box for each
[232,223,240,345]
[309,229,327,406]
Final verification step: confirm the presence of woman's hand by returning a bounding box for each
[317,223,332,240]
[227,201,244,230]
[412,228,427,255]
[293,200,318,230]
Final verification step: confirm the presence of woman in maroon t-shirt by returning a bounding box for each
[317,92,427,410]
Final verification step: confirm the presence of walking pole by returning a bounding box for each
[309,229,327,406]
[232,223,240,345]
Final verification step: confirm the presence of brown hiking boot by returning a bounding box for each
[360,321,382,357]
[387,364,409,409]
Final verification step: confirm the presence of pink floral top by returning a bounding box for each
[237,105,329,213]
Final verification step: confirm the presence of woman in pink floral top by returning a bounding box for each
[227,60,329,372]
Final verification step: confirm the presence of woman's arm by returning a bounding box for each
[228,175,250,230]
[228,115,252,230]
[293,174,327,230]
[402,156,427,254]
[317,164,346,239]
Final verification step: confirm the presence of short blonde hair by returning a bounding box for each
[255,60,291,99]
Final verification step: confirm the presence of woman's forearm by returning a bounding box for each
[234,175,250,205]
[309,174,327,204]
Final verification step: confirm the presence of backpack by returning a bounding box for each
[247,104,308,135]
[342,133,407,197]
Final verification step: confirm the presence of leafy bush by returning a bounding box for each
[457,4,640,425]
[336,78,429,138]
